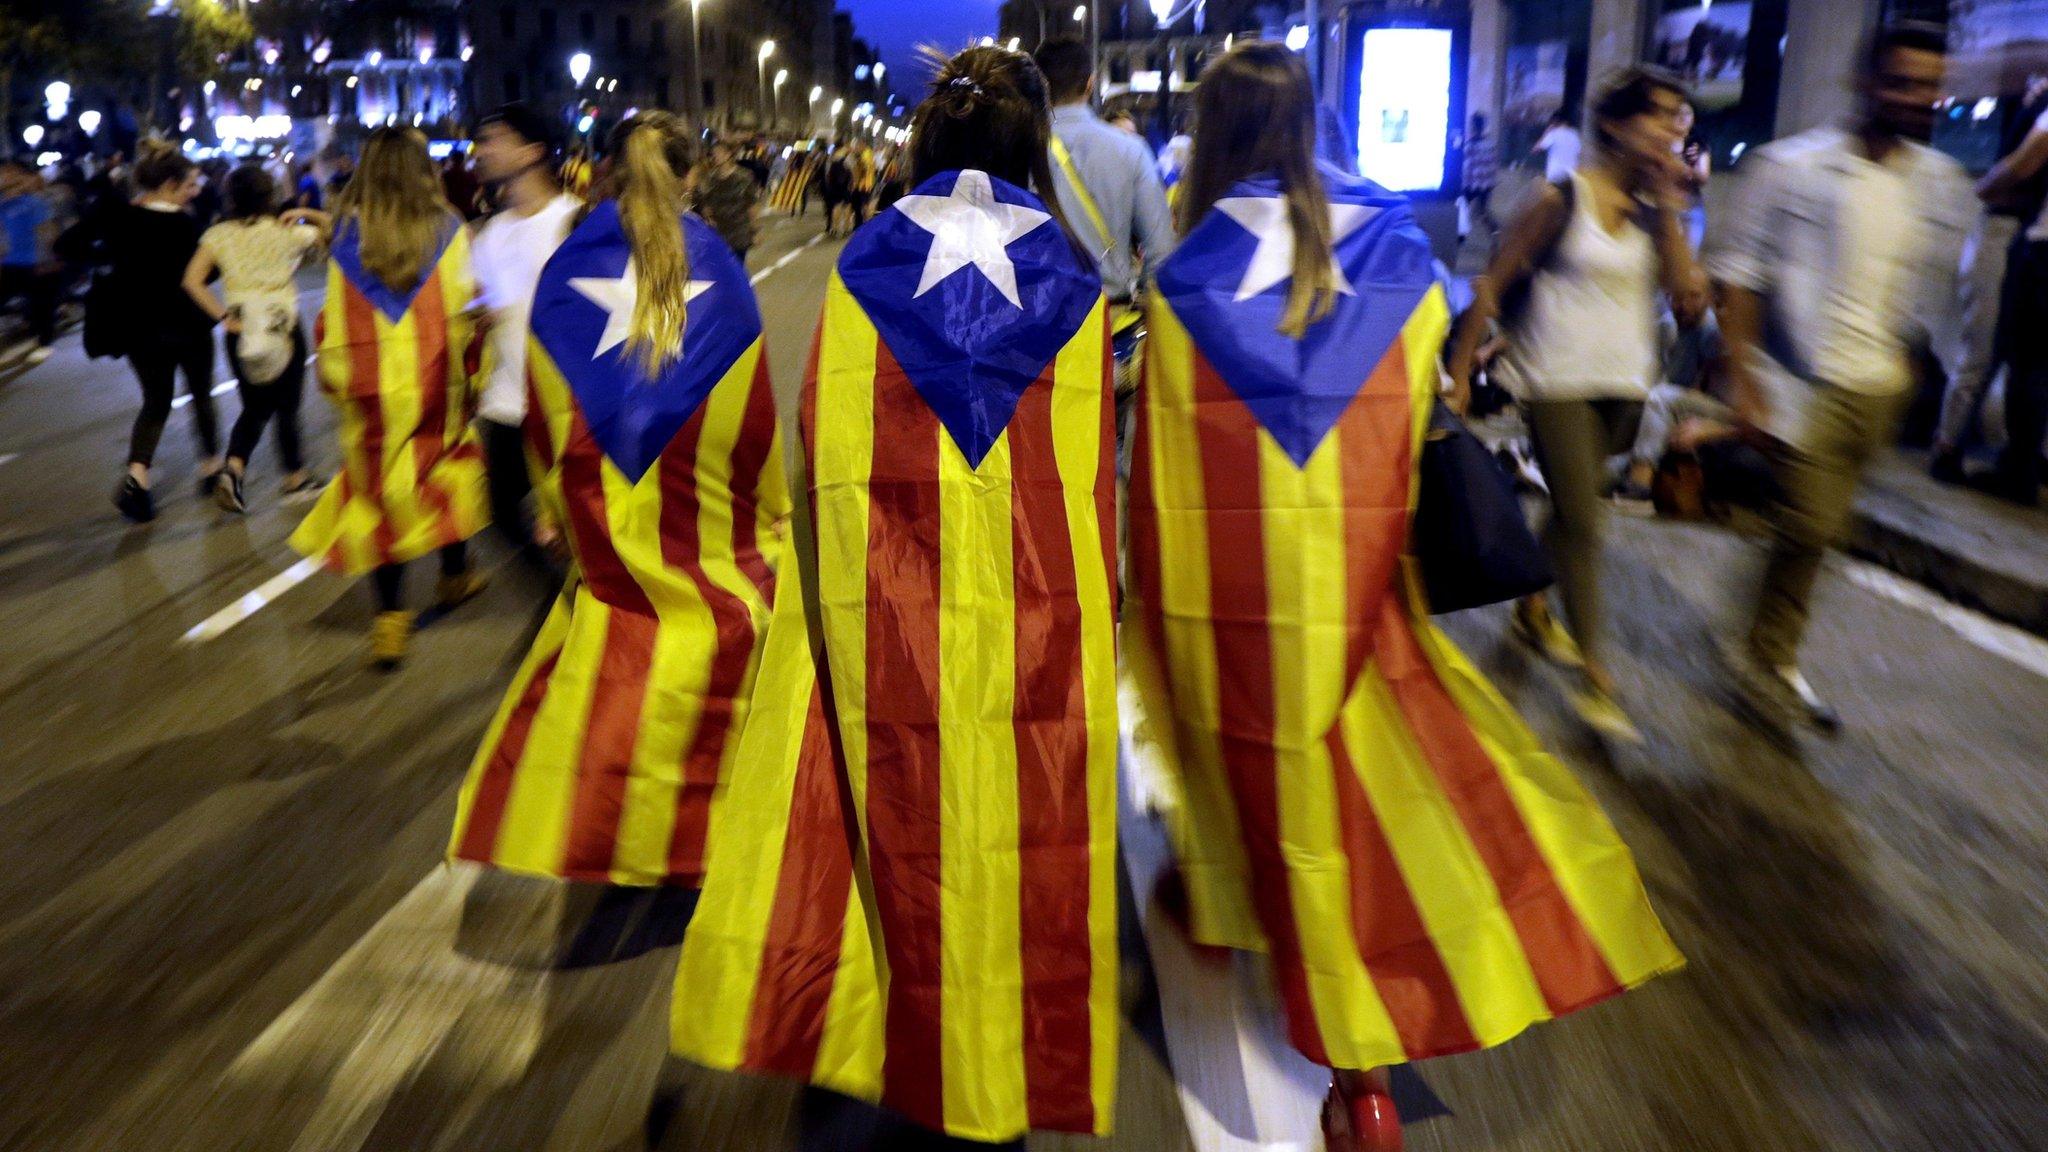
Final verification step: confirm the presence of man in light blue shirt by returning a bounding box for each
[1033,37,1175,304]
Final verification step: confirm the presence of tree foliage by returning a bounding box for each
[175,0,256,84]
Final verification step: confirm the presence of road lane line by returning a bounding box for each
[0,452,16,468]
[1843,559,2048,681]
[180,557,324,644]
[750,232,826,286]
[176,351,317,409]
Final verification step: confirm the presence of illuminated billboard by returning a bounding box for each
[1355,27,1452,193]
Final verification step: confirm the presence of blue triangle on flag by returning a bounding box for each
[531,202,761,484]
[1154,170,1436,467]
[331,218,458,323]
[837,169,1099,469]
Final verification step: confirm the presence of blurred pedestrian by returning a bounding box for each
[692,140,761,260]
[1448,67,1703,743]
[180,163,327,513]
[1709,22,1972,732]
[448,111,787,890]
[1131,42,1682,1152]
[820,142,853,236]
[1960,78,2048,506]
[442,151,484,220]
[1459,111,1499,246]
[289,127,490,668]
[106,141,222,523]
[0,158,61,364]
[469,102,581,567]
[1532,109,1583,182]
[670,45,1117,1146]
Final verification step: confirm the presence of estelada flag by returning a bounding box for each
[291,218,488,573]
[448,202,787,887]
[1126,169,1684,1073]
[673,170,1120,1142]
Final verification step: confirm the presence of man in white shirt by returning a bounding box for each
[1533,112,1584,183]
[1709,22,1973,734]
[470,103,582,569]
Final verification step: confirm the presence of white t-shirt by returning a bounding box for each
[471,194,581,425]
[1493,173,1661,402]
[1536,124,1583,183]
[1818,154,1914,396]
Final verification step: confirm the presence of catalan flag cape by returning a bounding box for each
[291,217,488,574]
[1126,170,1684,1074]
[673,170,1120,1142]
[448,203,787,886]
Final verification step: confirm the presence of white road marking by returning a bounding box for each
[171,378,243,410]
[1843,558,2048,682]
[749,232,827,286]
[0,452,17,468]
[180,557,323,644]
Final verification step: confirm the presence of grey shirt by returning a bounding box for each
[1046,104,1175,301]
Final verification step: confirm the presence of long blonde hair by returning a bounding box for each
[1178,43,1339,339]
[332,127,453,293]
[595,112,695,374]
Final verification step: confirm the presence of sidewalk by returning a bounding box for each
[1852,450,2048,638]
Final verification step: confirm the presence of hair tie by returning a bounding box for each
[949,76,985,97]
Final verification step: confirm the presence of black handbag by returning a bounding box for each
[1414,402,1554,614]
[82,271,127,360]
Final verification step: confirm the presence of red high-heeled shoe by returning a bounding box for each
[1322,1074,1404,1152]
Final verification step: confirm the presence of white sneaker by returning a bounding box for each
[1776,666,1842,734]
[24,345,52,366]
[1569,679,1644,744]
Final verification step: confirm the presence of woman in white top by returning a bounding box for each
[182,162,328,512]
[1448,67,1701,741]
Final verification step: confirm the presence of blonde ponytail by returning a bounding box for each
[611,117,693,375]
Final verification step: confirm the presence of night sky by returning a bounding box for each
[838,0,1007,104]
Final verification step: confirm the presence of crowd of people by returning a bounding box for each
[0,18,2029,1152]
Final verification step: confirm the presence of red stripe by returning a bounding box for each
[1323,724,1481,1058]
[742,683,855,1074]
[558,603,658,877]
[1373,601,1622,1013]
[1189,350,1330,1065]
[860,339,947,1125]
[728,355,779,599]
[410,268,465,547]
[342,282,399,566]
[658,393,760,885]
[1006,365,1097,1133]
[455,646,565,862]
[1337,342,1419,686]
[559,410,656,614]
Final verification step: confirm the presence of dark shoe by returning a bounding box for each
[1612,478,1656,517]
[1717,635,1799,743]
[114,475,156,523]
[198,469,221,498]
[1928,448,1968,486]
[214,469,246,513]
[436,570,489,610]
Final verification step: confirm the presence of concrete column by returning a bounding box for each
[1467,0,1506,128]
[1776,0,1881,138]
[1585,0,1648,97]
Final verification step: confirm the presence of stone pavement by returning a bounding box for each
[1852,450,2048,639]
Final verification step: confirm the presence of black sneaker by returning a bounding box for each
[214,469,246,513]
[114,476,156,523]
[1928,449,1968,486]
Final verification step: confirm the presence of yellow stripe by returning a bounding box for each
[934,420,1028,1136]
[490,594,612,875]
[448,590,574,853]
[1260,418,1402,1069]
[810,276,876,837]
[1336,667,1551,1053]
[671,566,816,1069]
[811,866,884,1095]
[1138,299,1256,948]
[1048,302,1120,1129]
[527,341,577,533]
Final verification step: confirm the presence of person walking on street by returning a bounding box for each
[1709,22,1972,732]
[0,159,62,365]
[1459,112,1500,246]
[1963,78,2048,506]
[107,142,224,523]
[1447,67,1704,743]
[691,141,761,261]
[469,103,582,567]
[289,127,491,668]
[1532,110,1583,183]
[180,163,327,513]
[1129,43,1683,1152]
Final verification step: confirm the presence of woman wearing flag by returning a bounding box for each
[290,127,491,667]
[1125,44,1684,1151]
[447,110,789,891]
[670,47,1121,1144]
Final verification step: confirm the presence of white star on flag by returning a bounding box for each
[1214,196,1381,303]
[569,259,714,360]
[893,169,1052,309]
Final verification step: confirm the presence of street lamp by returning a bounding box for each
[757,40,775,131]
[1073,4,1086,19]
[79,109,101,136]
[569,52,592,87]
[688,0,709,127]
[773,67,788,132]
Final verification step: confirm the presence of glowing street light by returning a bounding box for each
[809,85,823,103]
[1073,5,1087,20]
[367,50,383,66]
[873,62,885,83]
[1007,36,1020,50]
[1283,23,1308,51]
[568,51,592,86]
[78,109,101,136]
[757,40,776,129]
[830,97,844,116]
[22,125,44,148]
